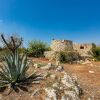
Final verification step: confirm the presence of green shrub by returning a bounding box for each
[58,52,80,63]
[18,47,26,54]
[91,46,100,61]
[28,40,50,58]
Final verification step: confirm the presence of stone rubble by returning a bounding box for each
[34,63,38,68]
[41,63,53,70]
[44,87,57,100]
[29,62,82,100]
[44,69,81,100]
[56,66,64,72]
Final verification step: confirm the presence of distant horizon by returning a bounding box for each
[0,0,100,47]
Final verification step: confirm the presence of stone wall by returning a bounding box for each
[51,40,73,52]
[73,43,92,57]
[44,39,93,60]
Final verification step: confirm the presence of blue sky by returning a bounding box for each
[0,0,100,47]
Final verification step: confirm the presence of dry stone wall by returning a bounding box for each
[44,39,93,60]
[51,40,73,52]
[73,43,92,57]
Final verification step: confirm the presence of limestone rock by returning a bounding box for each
[89,70,95,74]
[34,63,38,68]
[41,63,52,70]
[50,74,56,80]
[56,66,64,72]
[44,87,57,100]
[64,90,80,100]
[61,95,71,100]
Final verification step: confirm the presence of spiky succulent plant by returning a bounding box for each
[0,50,37,89]
[0,34,40,92]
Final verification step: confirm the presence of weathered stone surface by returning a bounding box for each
[73,43,92,57]
[56,66,64,72]
[44,70,81,100]
[50,74,56,80]
[44,51,57,61]
[41,63,53,70]
[44,39,93,61]
[34,63,38,68]
[64,90,80,100]
[89,70,95,74]
[51,40,73,52]
[44,87,57,100]
[61,95,70,100]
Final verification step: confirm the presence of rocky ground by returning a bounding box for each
[0,58,100,100]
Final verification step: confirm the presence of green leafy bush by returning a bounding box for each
[58,52,80,63]
[28,40,50,58]
[18,47,26,54]
[91,46,100,60]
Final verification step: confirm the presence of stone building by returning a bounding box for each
[73,43,93,57]
[44,39,93,60]
[51,40,73,52]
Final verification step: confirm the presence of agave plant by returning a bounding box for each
[0,34,41,92]
[0,50,37,89]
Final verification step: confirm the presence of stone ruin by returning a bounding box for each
[51,39,73,52]
[73,43,92,57]
[44,39,93,60]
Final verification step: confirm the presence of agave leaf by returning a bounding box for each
[0,71,11,82]
[0,83,8,88]
[4,54,18,82]
[4,56,13,77]
[0,67,11,79]
[19,54,28,80]
[26,72,36,79]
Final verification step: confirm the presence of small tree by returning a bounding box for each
[1,34,23,54]
[28,40,50,57]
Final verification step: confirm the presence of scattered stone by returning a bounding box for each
[31,89,40,97]
[52,82,59,89]
[61,95,71,100]
[55,61,60,66]
[61,72,81,96]
[61,73,74,87]
[72,74,78,81]
[33,76,44,81]
[47,63,52,68]
[56,66,64,72]
[90,63,94,67]
[32,81,40,84]
[0,94,2,100]
[89,70,95,74]
[19,95,21,97]
[42,72,51,78]
[45,96,51,100]
[82,60,91,65]
[64,90,80,100]
[34,63,38,68]
[44,87,57,100]
[50,74,56,80]
[41,63,53,70]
